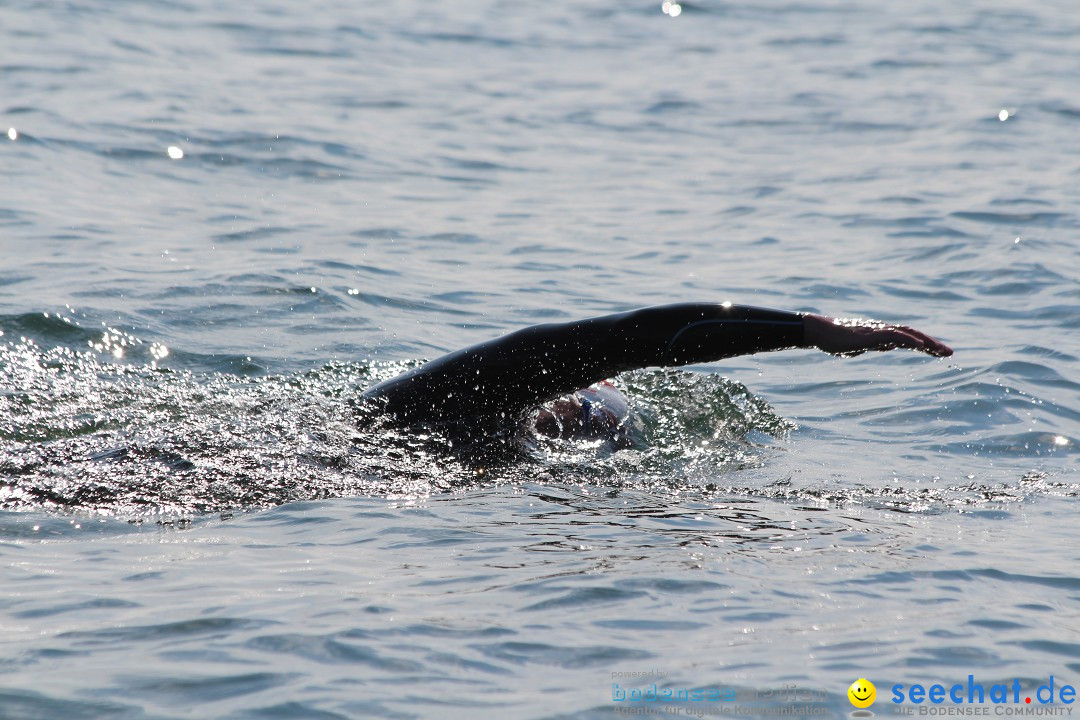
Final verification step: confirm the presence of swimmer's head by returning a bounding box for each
[534,381,632,445]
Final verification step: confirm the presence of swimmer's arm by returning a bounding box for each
[362,303,952,429]
[602,303,952,373]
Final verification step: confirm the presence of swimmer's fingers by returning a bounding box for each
[804,314,953,358]
[878,325,953,357]
[855,325,954,357]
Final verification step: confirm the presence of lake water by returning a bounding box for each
[1,0,1078,718]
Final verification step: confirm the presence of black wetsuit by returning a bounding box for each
[361,303,806,438]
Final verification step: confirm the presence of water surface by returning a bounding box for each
[1,0,1078,717]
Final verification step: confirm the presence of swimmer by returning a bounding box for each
[361,303,952,444]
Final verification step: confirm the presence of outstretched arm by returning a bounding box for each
[361,303,951,431]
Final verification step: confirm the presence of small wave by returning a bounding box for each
[950,211,1073,227]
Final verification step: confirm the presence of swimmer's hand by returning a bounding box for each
[803,313,953,358]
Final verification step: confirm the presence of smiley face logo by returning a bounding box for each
[848,678,876,708]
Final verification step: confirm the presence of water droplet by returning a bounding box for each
[998,109,1009,121]
[6,128,16,141]
[167,145,184,159]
